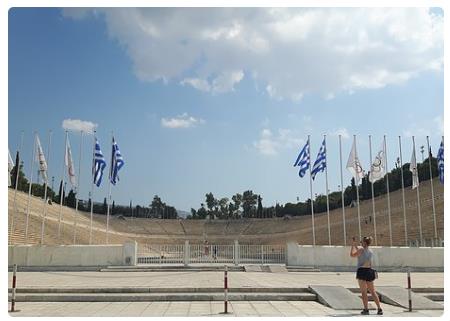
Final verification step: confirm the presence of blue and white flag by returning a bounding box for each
[294,139,310,178]
[93,138,107,187]
[110,137,124,185]
[437,139,444,184]
[311,138,326,180]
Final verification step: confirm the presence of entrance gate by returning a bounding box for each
[137,242,286,265]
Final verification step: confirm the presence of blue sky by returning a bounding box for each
[8,8,444,211]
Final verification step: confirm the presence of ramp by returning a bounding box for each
[309,286,372,310]
[244,265,262,272]
[268,265,288,273]
[377,286,443,310]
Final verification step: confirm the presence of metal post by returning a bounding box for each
[407,269,412,312]
[9,264,18,312]
[412,136,423,245]
[25,133,37,243]
[384,135,393,246]
[324,135,331,245]
[368,135,378,245]
[398,136,408,246]
[426,136,438,240]
[339,135,347,246]
[224,265,228,314]
[308,135,316,246]
[40,130,52,245]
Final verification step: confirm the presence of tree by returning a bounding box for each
[242,190,258,218]
[150,195,164,218]
[218,197,229,219]
[112,200,116,215]
[231,193,242,218]
[66,189,77,208]
[102,197,108,214]
[205,192,217,218]
[256,195,263,218]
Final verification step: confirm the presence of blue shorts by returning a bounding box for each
[356,267,377,282]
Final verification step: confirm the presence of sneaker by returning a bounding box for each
[377,309,383,315]
[361,309,369,315]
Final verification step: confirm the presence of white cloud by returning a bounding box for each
[62,119,97,134]
[330,128,350,139]
[63,8,443,101]
[254,128,303,156]
[161,113,205,129]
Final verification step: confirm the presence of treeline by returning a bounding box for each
[9,162,178,219]
[9,155,440,220]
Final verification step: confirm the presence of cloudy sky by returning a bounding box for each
[8,7,443,211]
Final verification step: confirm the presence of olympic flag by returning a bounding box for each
[346,137,364,182]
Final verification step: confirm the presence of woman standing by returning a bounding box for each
[350,236,383,315]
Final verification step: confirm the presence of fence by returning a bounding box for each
[137,241,286,265]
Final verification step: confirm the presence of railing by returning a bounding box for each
[408,238,444,248]
[137,242,286,265]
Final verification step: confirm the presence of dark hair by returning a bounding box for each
[362,236,372,246]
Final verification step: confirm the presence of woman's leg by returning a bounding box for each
[367,281,382,309]
[358,279,369,309]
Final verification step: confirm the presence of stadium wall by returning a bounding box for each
[287,243,444,272]
[8,241,137,267]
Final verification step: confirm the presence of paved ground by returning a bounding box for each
[8,301,444,317]
[7,271,444,288]
[8,271,444,317]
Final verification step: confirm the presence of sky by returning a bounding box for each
[8,7,444,212]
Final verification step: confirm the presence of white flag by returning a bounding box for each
[346,138,364,183]
[35,135,48,183]
[65,137,76,187]
[369,141,386,183]
[410,147,419,189]
[8,149,14,186]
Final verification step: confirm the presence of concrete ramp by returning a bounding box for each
[244,265,262,272]
[377,286,443,310]
[309,286,370,310]
[268,265,288,273]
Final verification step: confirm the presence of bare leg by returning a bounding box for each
[367,281,382,309]
[358,279,369,309]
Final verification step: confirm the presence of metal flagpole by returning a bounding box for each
[40,130,52,244]
[308,135,316,246]
[368,135,378,246]
[426,136,437,240]
[398,136,408,246]
[384,135,393,246]
[412,136,423,245]
[73,130,83,244]
[339,135,347,246]
[58,131,68,242]
[105,132,113,244]
[10,130,25,244]
[25,132,37,243]
[89,131,96,245]
[324,135,331,245]
[354,135,362,240]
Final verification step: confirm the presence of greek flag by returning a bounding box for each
[437,139,444,184]
[93,138,107,187]
[110,137,124,185]
[311,138,326,180]
[294,139,310,178]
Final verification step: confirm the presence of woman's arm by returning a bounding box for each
[350,240,362,257]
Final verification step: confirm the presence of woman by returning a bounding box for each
[350,236,383,315]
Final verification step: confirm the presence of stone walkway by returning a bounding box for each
[9,301,444,317]
[7,271,444,317]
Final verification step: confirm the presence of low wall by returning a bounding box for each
[8,241,137,267]
[287,243,444,272]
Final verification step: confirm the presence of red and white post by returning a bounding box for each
[407,269,412,312]
[224,265,228,314]
[10,264,18,313]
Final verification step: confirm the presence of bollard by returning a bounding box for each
[9,264,18,313]
[407,269,412,312]
[224,265,228,314]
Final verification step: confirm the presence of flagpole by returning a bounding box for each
[324,135,331,245]
[10,130,25,244]
[339,135,347,246]
[73,130,83,244]
[426,136,437,241]
[308,135,316,246]
[89,131,96,245]
[398,136,408,246]
[412,136,423,245]
[105,132,113,244]
[368,135,378,246]
[58,131,68,242]
[25,132,37,243]
[40,130,52,244]
[354,135,362,240]
[384,135,393,246]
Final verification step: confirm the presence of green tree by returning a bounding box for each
[242,190,258,218]
[66,189,77,208]
[256,195,263,218]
